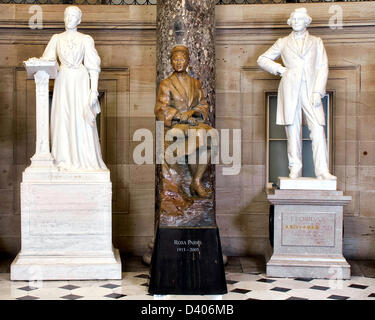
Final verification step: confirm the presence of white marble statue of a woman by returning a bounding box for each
[41,6,107,171]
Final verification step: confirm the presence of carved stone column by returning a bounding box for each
[33,71,53,163]
[24,60,58,169]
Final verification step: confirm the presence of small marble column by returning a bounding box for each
[24,59,58,169]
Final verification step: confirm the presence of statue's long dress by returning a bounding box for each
[42,31,106,170]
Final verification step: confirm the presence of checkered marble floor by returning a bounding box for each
[1,272,375,300]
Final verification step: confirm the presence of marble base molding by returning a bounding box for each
[267,187,351,280]
[11,249,122,281]
[11,170,122,281]
[278,177,337,191]
[267,254,350,280]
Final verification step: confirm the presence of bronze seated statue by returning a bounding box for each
[155,45,216,225]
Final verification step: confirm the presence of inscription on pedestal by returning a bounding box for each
[174,240,202,253]
[281,212,335,247]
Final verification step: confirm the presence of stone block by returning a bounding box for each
[10,169,121,280]
[267,189,351,279]
[278,177,337,190]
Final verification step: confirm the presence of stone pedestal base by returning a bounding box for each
[278,177,337,190]
[11,169,121,281]
[11,249,121,281]
[149,227,227,295]
[267,254,350,279]
[267,187,351,280]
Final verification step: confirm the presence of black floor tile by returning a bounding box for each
[105,293,126,299]
[257,278,276,283]
[16,295,39,300]
[230,288,251,294]
[18,286,39,292]
[310,285,329,291]
[294,277,313,282]
[348,284,368,290]
[60,294,83,300]
[328,295,349,300]
[101,284,121,289]
[271,287,291,292]
[287,296,308,300]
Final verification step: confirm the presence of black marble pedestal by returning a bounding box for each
[148,226,227,295]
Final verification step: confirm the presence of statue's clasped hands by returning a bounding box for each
[179,110,198,125]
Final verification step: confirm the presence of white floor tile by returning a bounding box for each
[246,290,290,300]
[232,281,275,291]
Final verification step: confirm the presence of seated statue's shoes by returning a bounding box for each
[317,172,337,180]
[190,181,211,198]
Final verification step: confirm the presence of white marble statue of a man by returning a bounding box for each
[41,6,107,171]
[257,8,336,180]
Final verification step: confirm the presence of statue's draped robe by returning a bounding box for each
[42,31,106,170]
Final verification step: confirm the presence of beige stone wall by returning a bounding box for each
[0,3,374,259]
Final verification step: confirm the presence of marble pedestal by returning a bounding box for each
[267,178,351,279]
[11,169,122,280]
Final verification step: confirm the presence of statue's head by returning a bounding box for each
[287,8,312,32]
[170,45,190,73]
[64,6,82,30]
